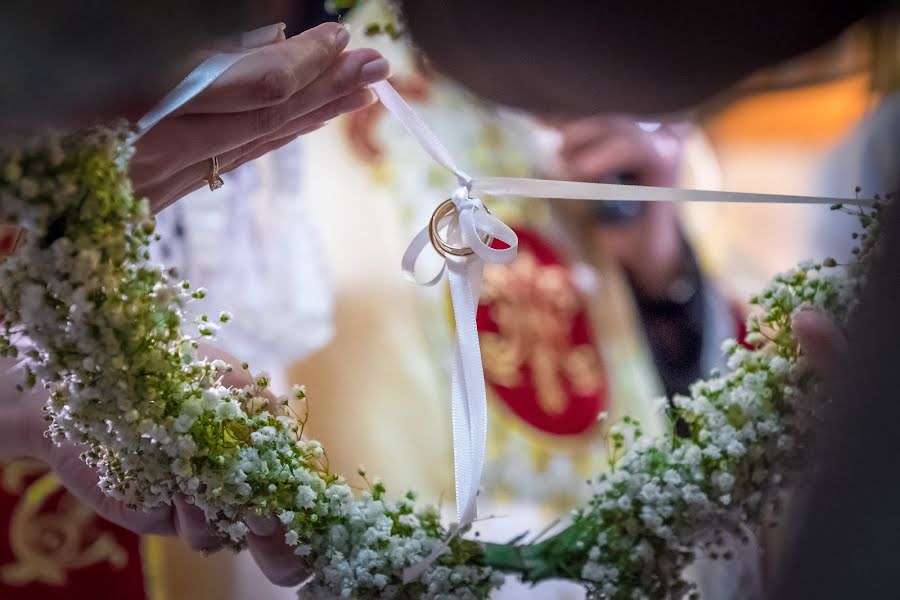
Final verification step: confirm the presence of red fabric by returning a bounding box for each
[0,229,145,599]
[477,228,608,436]
[0,462,147,600]
[732,301,753,349]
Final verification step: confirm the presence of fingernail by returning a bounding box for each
[360,58,390,84]
[242,23,287,48]
[335,24,351,48]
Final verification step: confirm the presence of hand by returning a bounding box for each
[760,310,849,580]
[545,116,690,300]
[131,22,390,213]
[546,115,685,187]
[0,345,298,569]
[792,309,849,375]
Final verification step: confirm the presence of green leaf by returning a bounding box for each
[325,0,358,12]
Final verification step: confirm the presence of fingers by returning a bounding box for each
[245,512,278,537]
[552,116,681,187]
[557,117,616,158]
[48,443,176,536]
[181,23,351,114]
[562,136,651,182]
[146,128,308,213]
[173,495,225,554]
[247,525,310,587]
[141,88,375,210]
[134,49,387,191]
[792,309,849,375]
[144,129,305,213]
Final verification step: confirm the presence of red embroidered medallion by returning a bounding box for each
[0,461,147,600]
[477,228,608,436]
[0,231,147,599]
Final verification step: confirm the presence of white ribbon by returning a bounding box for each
[133,51,252,140]
[471,176,874,206]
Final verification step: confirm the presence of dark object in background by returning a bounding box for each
[290,0,340,35]
[398,0,878,116]
[589,200,646,224]
[0,1,253,131]
[0,0,324,132]
[631,235,706,398]
[771,209,900,598]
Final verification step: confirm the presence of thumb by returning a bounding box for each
[792,309,848,375]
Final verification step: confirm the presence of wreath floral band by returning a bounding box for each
[0,127,884,599]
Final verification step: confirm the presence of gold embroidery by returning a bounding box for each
[480,250,604,415]
[1,460,128,586]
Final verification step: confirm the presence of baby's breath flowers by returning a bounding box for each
[0,125,885,599]
[480,201,885,599]
[0,127,501,599]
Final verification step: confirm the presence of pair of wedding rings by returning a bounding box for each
[428,198,494,258]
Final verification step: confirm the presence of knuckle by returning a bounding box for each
[251,105,282,136]
[307,35,335,71]
[257,63,295,104]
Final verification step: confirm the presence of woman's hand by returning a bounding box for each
[131,22,390,213]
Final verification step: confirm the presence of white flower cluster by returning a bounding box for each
[569,242,878,599]
[0,127,501,600]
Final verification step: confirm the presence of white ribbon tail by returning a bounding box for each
[402,525,461,584]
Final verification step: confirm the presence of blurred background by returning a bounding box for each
[1,1,894,599]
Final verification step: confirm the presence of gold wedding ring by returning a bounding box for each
[205,156,225,191]
[428,198,494,258]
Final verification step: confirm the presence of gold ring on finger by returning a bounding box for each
[204,155,225,191]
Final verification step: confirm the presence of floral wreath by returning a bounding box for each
[0,113,887,600]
